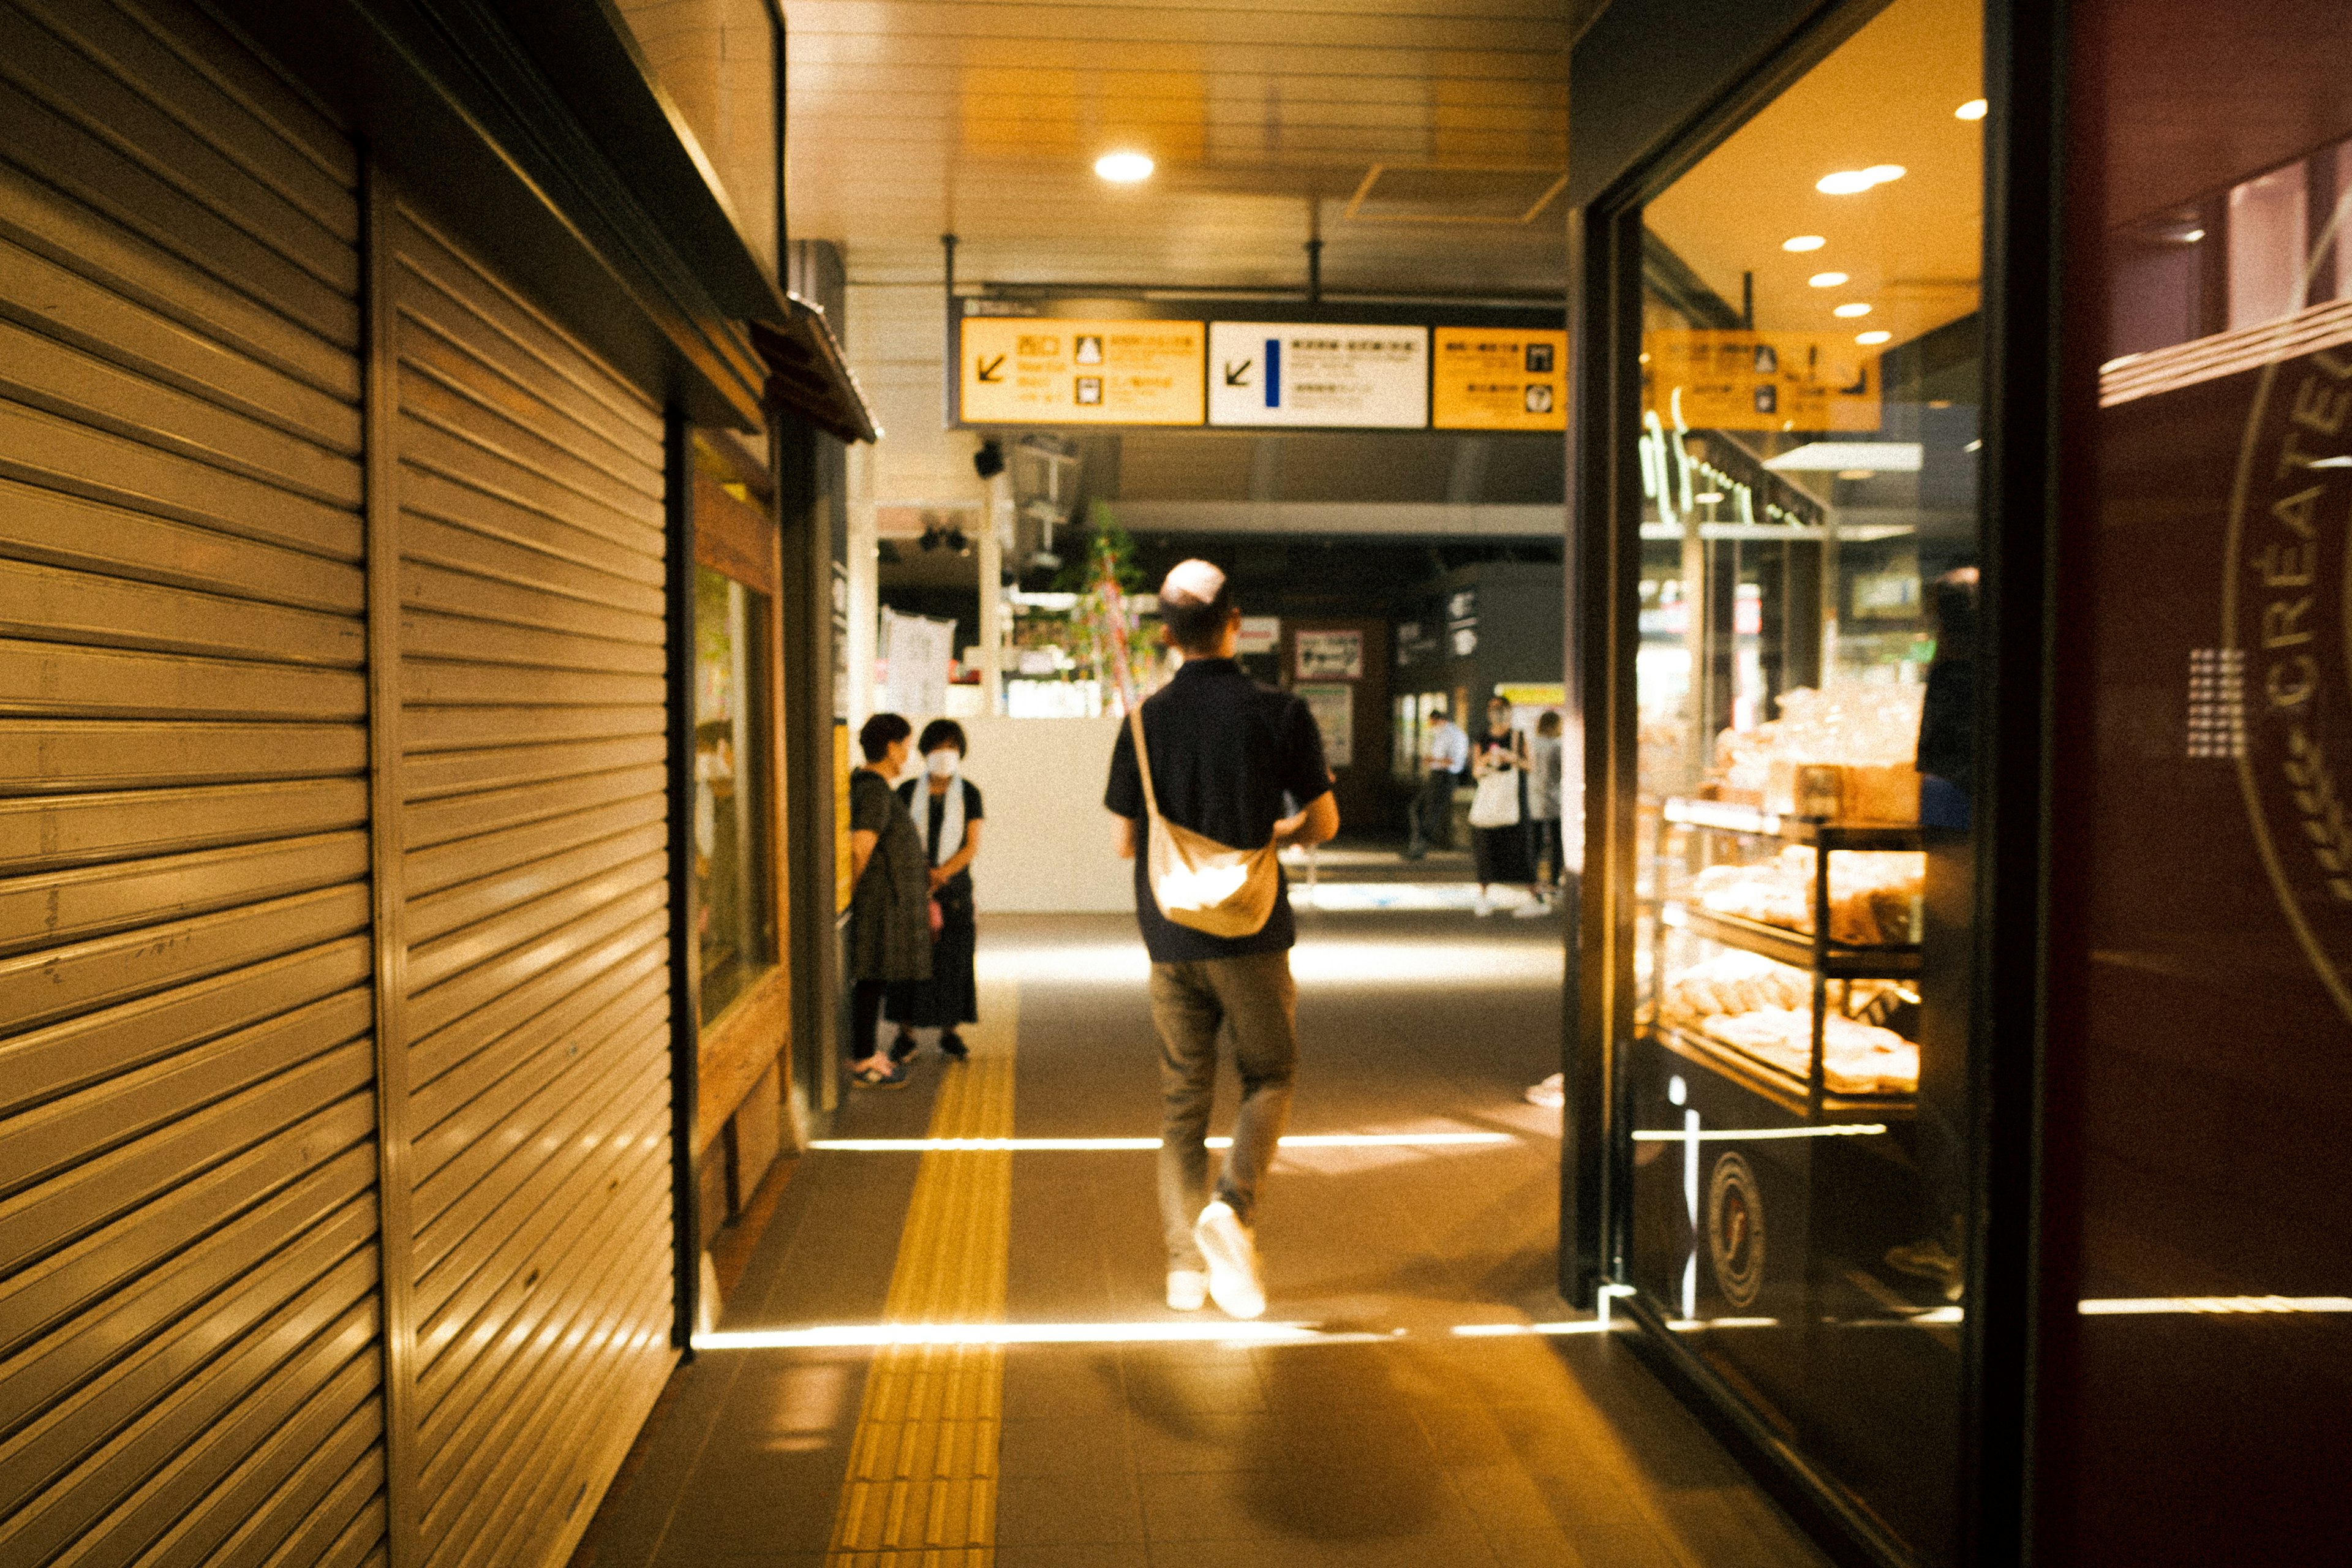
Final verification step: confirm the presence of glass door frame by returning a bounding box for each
[1562,0,2067,1561]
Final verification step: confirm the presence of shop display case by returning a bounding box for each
[1646,797,1923,1118]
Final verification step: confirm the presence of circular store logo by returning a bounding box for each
[1705,1152,1766,1309]
[2226,333,2352,1025]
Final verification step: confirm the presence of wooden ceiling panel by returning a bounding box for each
[783,0,1580,295]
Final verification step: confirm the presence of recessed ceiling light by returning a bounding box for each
[1695,492,1724,504]
[2182,227,2206,243]
[1834,302,1873,318]
[1956,99,1988,121]
[1817,165,1906,195]
[1838,469,1875,480]
[1094,151,1154,183]
[1809,271,1849,288]
[1784,235,1826,252]
[1855,330,1893,344]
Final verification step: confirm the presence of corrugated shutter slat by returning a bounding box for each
[0,3,382,1565]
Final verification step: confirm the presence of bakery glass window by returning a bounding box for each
[695,566,776,1023]
[1618,0,1982,1559]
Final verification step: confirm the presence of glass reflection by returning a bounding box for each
[696,566,775,1022]
[1621,0,1982,1559]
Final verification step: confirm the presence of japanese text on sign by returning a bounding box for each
[960,318,1205,425]
[1433,330,1568,431]
[1643,330,1882,432]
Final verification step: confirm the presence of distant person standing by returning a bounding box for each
[1527,710,1566,894]
[845,713,930,1088]
[887,719,985,1062]
[1404,699,1468,859]
[1105,560,1339,1320]
[1469,695,1545,917]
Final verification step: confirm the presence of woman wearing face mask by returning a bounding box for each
[885,719,986,1060]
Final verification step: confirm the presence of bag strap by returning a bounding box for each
[1101,573,1165,829]
[1126,701,1162,824]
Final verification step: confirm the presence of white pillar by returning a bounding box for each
[979,467,1011,714]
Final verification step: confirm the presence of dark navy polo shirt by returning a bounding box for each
[1102,657,1332,963]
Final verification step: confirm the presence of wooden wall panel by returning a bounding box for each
[389,200,677,1568]
[0,7,385,1568]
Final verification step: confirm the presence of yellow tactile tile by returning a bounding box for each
[827,980,1017,1565]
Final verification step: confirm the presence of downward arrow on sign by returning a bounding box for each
[1223,360,1253,386]
[976,355,1005,382]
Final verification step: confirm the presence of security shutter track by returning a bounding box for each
[388,200,676,1568]
[0,1,385,1566]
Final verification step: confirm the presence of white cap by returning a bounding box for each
[1161,559,1227,605]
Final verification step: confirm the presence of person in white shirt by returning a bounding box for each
[1405,701,1468,859]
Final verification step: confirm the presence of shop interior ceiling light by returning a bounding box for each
[1856,330,1893,345]
[1816,164,1905,195]
[1783,235,1826,251]
[1834,302,1872,317]
[1808,271,1849,287]
[1955,97,1988,120]
[1764,440,1924,473]
[1094,151,1154,183]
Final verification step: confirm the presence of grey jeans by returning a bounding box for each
[1148,952,1298,1269]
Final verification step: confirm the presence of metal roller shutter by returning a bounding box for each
[0,2,385,1567]
[387,199,676,1568]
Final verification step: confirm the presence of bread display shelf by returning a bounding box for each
[1664,903,1923,980]
[1650,1020,1916,1122]
[1653,796,1926,1117]
[1662,796,1925,853]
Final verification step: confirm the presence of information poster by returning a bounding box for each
[1432,330,1568,431]
[1297,683,1354,768]
[1643,330,1882,432]
[960,317,1205,426]
[879,607,956,718]
[1208,322,1428,428]
[1295,628,1364,679]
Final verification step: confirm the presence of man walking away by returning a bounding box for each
[1404,699,1468,859]
[1105,560,1339,1319]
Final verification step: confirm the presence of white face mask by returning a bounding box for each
[926,748,960,779]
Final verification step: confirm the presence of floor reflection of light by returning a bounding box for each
[696,1321,1387,1350]
[810,1131,1517,1153]
[977,935,1561,990]
[1450,1321,1613,1337]
[2078,1295,2352,1316]
[1631,1123,1887,1142]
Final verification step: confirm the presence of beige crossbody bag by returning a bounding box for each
[1126,701,1282,938]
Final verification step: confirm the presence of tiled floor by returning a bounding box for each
[574,907,1832,1568]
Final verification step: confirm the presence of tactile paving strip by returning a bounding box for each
[826,980,1017,1567]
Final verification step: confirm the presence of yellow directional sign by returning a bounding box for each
[959,317,1205,426]
[1642,330,1882,432]
[1432,330,1567,431]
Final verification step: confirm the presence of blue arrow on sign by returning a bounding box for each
[1265,338,1280,409]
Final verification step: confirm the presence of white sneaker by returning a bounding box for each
[1472,895,1494,917]
[1192,1201,1266,1320]
[1165,1269,1210,1311]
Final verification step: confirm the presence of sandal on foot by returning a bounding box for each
[939,1031,970,1060]
[850,1060,908,1088]
[888,1031,919,1063]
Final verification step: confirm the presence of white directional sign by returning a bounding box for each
[1207,322,1429,428]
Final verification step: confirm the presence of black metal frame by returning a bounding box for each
[1566,0,2065,1562]
[665,407,702,1351]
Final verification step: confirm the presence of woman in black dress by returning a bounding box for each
[886,719,985,1060]
[1469,695,1544,916]
[845,712,930,1087]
